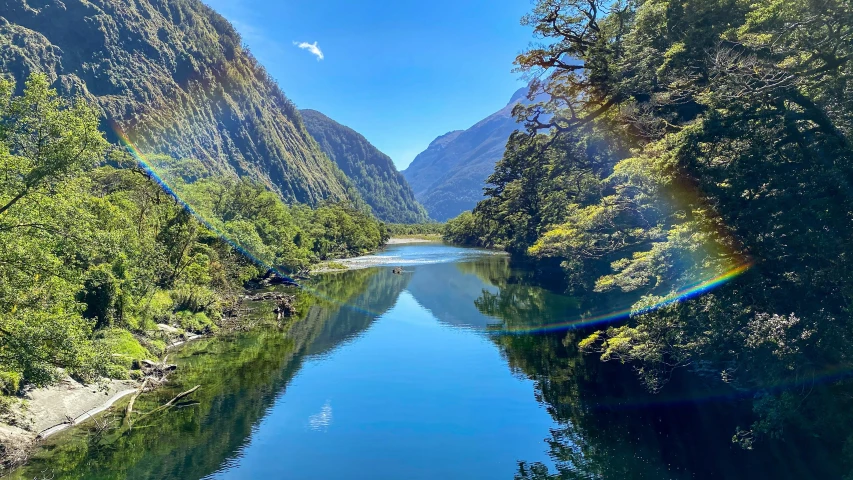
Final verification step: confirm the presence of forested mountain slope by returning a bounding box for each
[301,109,429,223]
[0,0,360,205]
[402,88,528,221]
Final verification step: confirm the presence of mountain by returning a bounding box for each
[0,0,360,206]
[301,109,429,223]
[402,88,528,221]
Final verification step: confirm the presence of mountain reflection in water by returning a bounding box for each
[13,244,839,480]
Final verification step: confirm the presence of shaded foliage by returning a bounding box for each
[446,0,853,457]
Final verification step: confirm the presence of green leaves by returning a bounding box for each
[0,73,107,218]
[0,74,390,393]
[452,0,853,453]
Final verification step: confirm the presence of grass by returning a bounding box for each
[311,261,349,272]
[95,329,153,379]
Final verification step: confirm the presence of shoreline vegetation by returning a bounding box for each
[442,0,853,470]
[0,74,436,473]
[0,232,442,470]
[0,289,295,470]
[0,241,397,471]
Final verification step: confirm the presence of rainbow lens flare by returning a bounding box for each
[113,124,299,286]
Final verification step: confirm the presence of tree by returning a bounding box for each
[451,0,853,451]
[0,73,107,218]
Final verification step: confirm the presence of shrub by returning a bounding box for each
[174,310,218,334]
[95,329,152,379]
[0,371,22,395]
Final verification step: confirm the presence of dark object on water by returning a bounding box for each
[392,267,403,275]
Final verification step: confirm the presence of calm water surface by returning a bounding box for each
[15,244,837,479]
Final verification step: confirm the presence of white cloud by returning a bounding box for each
[293,41,324,61]
[307,400,332,431]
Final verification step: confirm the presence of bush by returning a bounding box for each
[171,284,217,313]
[174,310,218,334]
[0,371,22,395]
[95,329,152,379]
[140,290,174,327]
[139,338,168,357]
[0,305,106,387]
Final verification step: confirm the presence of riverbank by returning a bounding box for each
[386,235,442,244]
[0,331,204,471]
[0,290,293,473]
[0,376,138,462]
[310,237,444,274]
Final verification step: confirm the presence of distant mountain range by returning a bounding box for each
[0,0,529,225]
[301,109,429,224]
[403,88,530,221]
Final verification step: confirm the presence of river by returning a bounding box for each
[12,243,838,479]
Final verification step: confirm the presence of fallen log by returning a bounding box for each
[135,385,202,422]
[124,377,151,424]
[163,385,200,408]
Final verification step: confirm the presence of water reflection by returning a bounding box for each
[405,260,502,329]
[467,257,840,479]
[11,245,840,479]
[14,267,407,480]
[303,266,411,357]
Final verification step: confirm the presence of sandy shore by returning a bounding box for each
[385,237,441,245]
[0,332,207,469]
[310,238,443,273]
[0,375,138,468]
[27,377,139,439]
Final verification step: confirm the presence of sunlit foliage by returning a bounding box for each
[446,0,853,451]
[0,74,388,394]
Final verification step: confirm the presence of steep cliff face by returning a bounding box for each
[301,109,429,223]
[0,0,360,205]
[402,88,527,221]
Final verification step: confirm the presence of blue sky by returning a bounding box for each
[203,0,533,170]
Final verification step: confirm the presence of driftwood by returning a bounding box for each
[124,377,150,423]
[139,359,177,376]
[274,296,296,319]
[161,385,200,408]
[135,385,202,422]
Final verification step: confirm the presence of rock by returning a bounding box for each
[246,270,300,289]
[244,292,289,302]
[156,323,182,334]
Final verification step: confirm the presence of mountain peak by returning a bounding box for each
[403,95,525,221]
